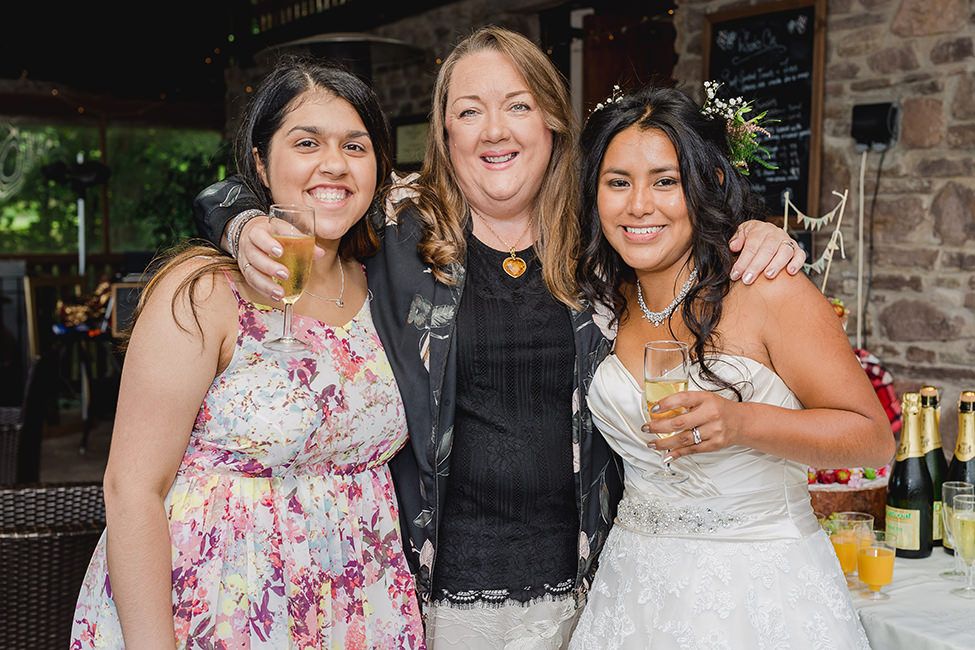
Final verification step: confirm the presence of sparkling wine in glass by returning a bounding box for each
[642,340,690,484]
[941,481,974,579]
[950,494,975,598]
[857,530,896,599]
[263,204,315,353]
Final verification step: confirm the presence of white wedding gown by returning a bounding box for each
[569,354,871,650]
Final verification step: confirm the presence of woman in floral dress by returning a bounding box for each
[71,58,425,649]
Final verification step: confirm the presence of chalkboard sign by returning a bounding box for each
[704,0,825,219]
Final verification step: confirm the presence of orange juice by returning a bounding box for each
[858,546,895,590]
[830,530,858,574]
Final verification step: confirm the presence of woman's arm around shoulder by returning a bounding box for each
[103,256,238,649]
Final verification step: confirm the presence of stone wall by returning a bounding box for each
[676,0,975,449]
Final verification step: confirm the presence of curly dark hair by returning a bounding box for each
[577,84,770,393]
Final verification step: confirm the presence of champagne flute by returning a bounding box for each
[857,530,895,599]
[642,340,690,483]
[941,481,974,579]
[262,204,316,353]
[950,494,975,598]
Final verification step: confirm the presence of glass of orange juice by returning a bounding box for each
[858,530,896,599]
[831,512,874,588]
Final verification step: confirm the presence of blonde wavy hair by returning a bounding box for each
[398,25,581,308]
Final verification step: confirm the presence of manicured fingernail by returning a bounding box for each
[271,246,283,257]
[276,269,289,280]
[271,290,283,301]
[742,272,754,284]
[663,455,674,464]
[730,269,741,280]
[766,268,776,278]
[650,404,660,413]
[647,442,658,450]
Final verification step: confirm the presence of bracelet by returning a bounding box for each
[227,209,265,259]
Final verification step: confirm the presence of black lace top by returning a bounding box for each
[432,235,578,605]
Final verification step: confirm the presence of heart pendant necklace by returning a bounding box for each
[473,210,534,278]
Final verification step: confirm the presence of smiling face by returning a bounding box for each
[256,89,378,245]
[597,125,694,279]
[444,49,553,221]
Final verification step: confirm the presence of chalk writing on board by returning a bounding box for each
[707,4,817,215]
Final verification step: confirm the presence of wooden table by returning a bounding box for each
[855,550,975,650]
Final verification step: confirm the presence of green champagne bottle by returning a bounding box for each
[886,393,933,558]
[920,386,948,546]
[946,391,975,554]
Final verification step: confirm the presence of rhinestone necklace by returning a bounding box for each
[303,260,345,308]
[635,268,699,327]
[472,209,534,278]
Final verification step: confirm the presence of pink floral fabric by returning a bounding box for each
[72,276,425,649]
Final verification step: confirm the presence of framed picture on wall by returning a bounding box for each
[393,116,429,171]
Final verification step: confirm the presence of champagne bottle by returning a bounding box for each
[945,392,975,554]
[920,386,948,546]
[886,392,933,558]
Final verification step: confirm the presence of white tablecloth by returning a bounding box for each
[855,550,975,650]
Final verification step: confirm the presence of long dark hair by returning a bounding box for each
[235,55,393,259]
[578,84,769,390]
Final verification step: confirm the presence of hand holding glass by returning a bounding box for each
[941,481,974,579]
[857,530,895,599]
[263,204,316,353]
[642,340,690,483]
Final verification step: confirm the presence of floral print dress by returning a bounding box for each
[71,274,425,649]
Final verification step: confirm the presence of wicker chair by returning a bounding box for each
[0,354,51,485]
[0,482,105,650]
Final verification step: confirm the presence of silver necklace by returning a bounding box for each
[635,268,699,327]
[303,261,345,308]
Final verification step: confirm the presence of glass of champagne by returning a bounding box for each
[857,530,896,599]
[642,340,690,483]
[950,494,975,598]
[941,481,974,579]
[831,511,874,588]
[262,204,316,353]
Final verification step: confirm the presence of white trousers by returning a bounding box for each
[425,597,582,650]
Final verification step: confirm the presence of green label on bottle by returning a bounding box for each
[887,505,921,551]
[933,500,943,541]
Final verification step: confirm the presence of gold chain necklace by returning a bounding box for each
[472,210,535,278]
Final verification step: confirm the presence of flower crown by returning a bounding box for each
[701,81,778,175]
[591,84,624,113]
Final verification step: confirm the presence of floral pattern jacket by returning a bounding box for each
[194,176,624,608]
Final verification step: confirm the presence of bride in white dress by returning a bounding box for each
[568,85,894,650]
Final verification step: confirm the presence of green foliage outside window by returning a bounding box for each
[0,122,229,257]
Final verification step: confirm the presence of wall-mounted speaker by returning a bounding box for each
[851,102,899,152]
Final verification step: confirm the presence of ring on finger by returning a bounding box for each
[691,426,702,445]
[242,262,252,273]
[781,239,797,250]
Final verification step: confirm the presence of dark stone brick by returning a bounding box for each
[948,125,975,149]
[872,197,926,243]
[874,247,939,270]
[900,97,944,148]
[828,61,859,80]
[933,182,975,244]
[915,157,975,177]
[867,46,921,74]
[907,346,938,363]
[952,74,975,120]
[871,274,924,291]
[892,0,970,36]
[879,299,963,341]
[931,37,975,64]
[851,78,893,91]
[831,12,888,31]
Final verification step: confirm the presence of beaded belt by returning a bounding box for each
[616,498,752,536]
[614,484,821,541]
